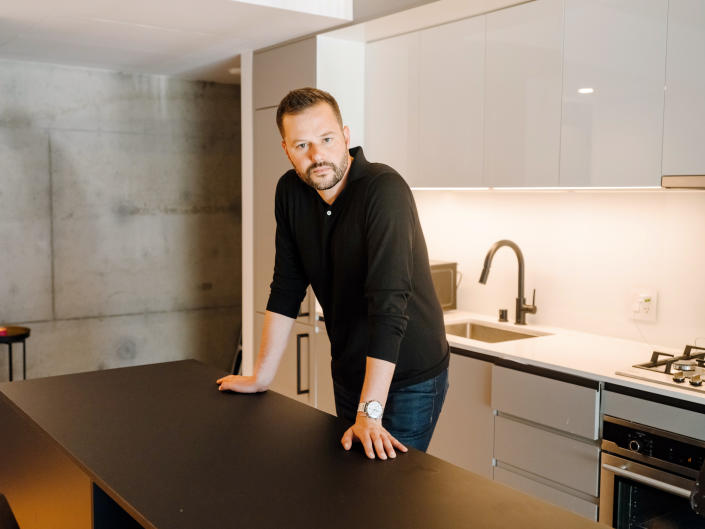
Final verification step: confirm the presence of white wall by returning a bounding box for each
[414,189,705,350]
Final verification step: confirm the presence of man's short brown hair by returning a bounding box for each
[276,87,343,137]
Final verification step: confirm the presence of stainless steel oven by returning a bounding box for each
[599,416,705,528]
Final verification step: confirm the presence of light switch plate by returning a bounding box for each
[630,289,658,322]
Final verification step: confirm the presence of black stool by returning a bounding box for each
[0,326,30,382]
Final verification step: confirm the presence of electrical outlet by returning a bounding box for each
[630,289,658,322]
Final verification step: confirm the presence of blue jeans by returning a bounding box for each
[334,367,449,452]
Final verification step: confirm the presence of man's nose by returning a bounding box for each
[309,143,325,162]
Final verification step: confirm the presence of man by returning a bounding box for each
[217,88,449,460]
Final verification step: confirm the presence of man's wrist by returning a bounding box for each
[357,400,384,420]
[356,414,382,427]
[250,372,270,391]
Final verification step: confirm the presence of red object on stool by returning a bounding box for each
[0,326,30,382]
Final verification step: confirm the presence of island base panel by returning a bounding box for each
[0,397,92,529]
[93,484,145,529]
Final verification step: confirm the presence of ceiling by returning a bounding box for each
[0,0,353,84]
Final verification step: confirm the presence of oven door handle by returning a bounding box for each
[602,463,692,498]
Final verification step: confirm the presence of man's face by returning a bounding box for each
[281,102,350,191]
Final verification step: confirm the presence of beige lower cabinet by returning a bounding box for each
[493,465,598,520]
[491,365,600,521]
[427,352,494,479]
[255,312,335,414]
[257,313,315,406]
[312,326,336,415]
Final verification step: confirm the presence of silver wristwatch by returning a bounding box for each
[357,400,384,420]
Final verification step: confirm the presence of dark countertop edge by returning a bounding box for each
[604,382,705,415]
[0,374,187,529]
[450,346,599,390]
[450,344,705,407]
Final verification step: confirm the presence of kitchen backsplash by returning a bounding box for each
[413,189,705,350]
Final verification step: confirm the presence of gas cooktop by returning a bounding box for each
[616,345,705,395]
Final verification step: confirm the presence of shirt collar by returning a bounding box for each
[346,146,368,183]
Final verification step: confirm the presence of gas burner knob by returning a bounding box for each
[628,440,641,452]
[673,371,687,383]
[689,374,703,387]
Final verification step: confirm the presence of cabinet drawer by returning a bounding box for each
[494,416,600,496]
[494,466,598,520]
[603,390,705,442]
[491,365,599,439]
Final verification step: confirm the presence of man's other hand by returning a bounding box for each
[341,415,408,460]
[216,375,266,393]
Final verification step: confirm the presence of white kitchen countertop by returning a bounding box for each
[443,310,705,407]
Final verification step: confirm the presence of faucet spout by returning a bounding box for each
[477,239,536,325]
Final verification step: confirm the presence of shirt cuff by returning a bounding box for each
[367,317,405,364]
[266,289,304,320]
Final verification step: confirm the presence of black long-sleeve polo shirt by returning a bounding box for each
[266,146,449,393]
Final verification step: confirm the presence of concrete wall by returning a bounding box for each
[414,189,705,351]
[0,60,242,381]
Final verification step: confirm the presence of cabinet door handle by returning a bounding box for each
[296,333,310,395]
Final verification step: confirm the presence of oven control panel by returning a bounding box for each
[603,418,705,472]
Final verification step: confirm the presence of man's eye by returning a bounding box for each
[296,143,307,150]
[322,137,332,143]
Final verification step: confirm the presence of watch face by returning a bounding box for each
[366,401,383,419]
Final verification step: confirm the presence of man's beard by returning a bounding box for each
[298,152,349,191]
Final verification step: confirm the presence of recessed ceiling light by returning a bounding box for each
[228,67,241,75]
[578,87,594,94]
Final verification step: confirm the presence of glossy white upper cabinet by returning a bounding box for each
[365,32,420,185]
[418,16,485,188]
[484,0,564,187]
[662,0,705,176]
[559,0,668,187]
[316,36,366,149]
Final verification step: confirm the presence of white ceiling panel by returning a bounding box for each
[16,16,214,54]
[237,0,352,19]
[0,0,353,83]
[0,35,171,70]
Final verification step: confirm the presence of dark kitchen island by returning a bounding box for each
[0,360,603,529]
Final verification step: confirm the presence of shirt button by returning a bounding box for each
[326,210,332,216]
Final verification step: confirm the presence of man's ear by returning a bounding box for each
[343,126,350,148]
[281,140,294,166]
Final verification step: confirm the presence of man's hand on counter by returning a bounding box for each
[216,375,267,393]
[341,415,408,460]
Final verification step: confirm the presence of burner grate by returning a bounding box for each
[634,345,705,374]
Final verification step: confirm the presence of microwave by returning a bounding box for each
[429,260,459,311]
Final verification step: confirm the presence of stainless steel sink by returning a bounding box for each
[445,322,548,343]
